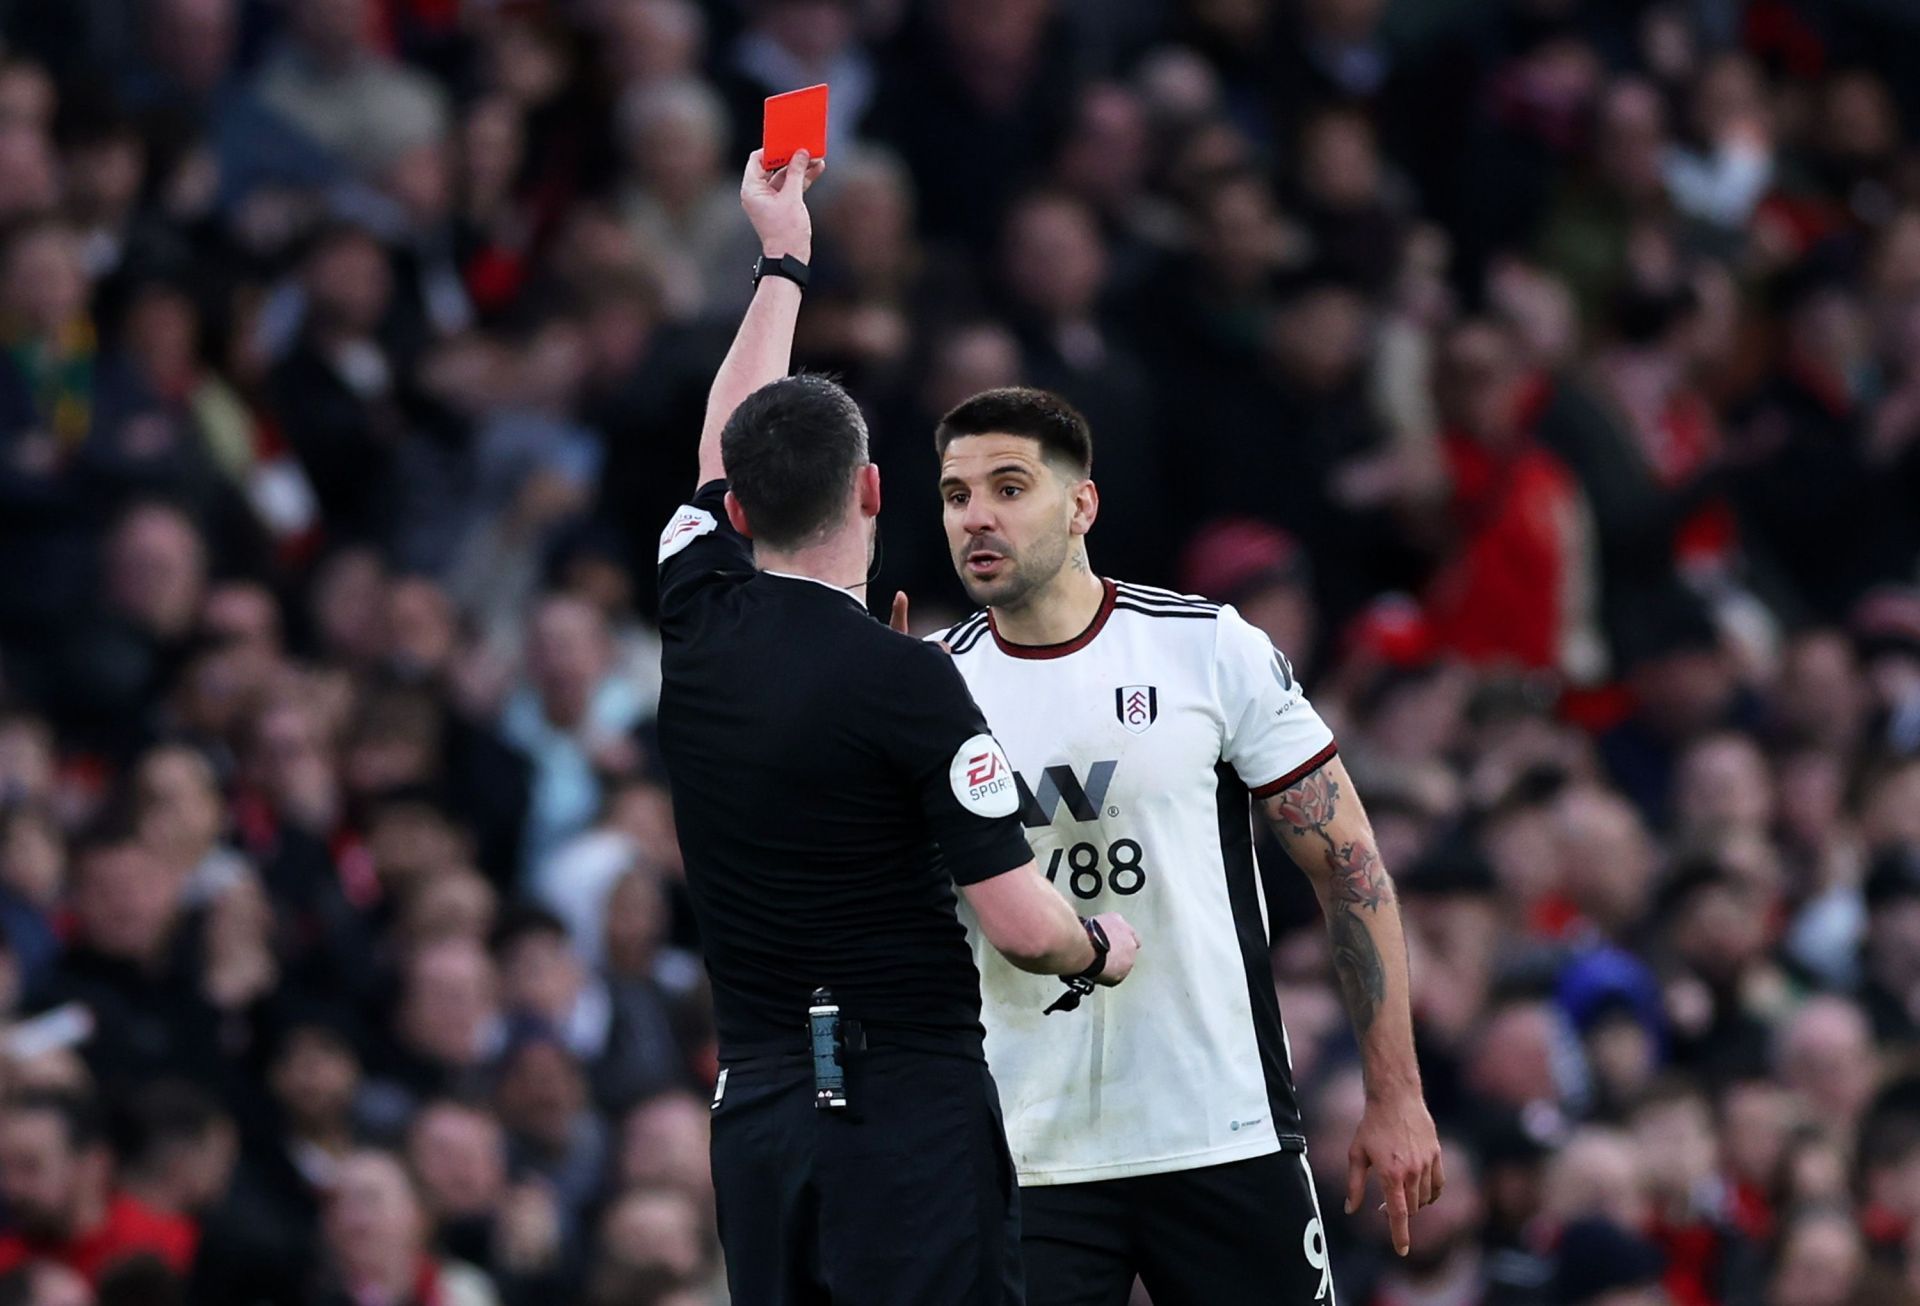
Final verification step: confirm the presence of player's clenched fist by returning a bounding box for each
[1088,912,1141,986]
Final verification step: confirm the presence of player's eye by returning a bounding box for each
[999,485,1022,498]
[946,492,968,507]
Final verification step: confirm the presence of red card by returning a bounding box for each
[763,84,829,171]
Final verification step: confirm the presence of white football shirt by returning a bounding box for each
[937,580,1337,1186]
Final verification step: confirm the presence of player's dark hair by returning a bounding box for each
[720,374,869,550]
[934,387,1093,476]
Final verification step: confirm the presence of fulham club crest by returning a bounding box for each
[1115,685,1158,734]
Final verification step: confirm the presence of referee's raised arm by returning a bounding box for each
[653,151,1139,1306]
[694,148,824,489]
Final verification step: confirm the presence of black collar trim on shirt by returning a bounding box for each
[989,578,1118,660]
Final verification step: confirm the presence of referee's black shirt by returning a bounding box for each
[656,481,1033,1058]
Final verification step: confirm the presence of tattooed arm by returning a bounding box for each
[1261,755,1442,1257]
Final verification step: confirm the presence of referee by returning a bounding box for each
[656,151,1141,1306]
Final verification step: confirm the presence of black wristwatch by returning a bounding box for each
[752,252,810,291]
[1043,918,1110,1016]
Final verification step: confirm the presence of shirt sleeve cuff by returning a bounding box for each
[1248,741,1339,799]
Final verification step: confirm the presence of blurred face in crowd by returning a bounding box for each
[0,805,64,907]
[1554,787,1656,936]
[1466,1002,1560,1109]
[624,80,724,204]
[1866,890,1920,995]
[529,595,612,726]
[135,745,225,866]
[923,324,1021,416]
[1770,1210,1864,1306]
[0,62,56,131]
[1630,645,1736,742]
[1778,997,1876,1127]
[1301,109,1381,211]
[1632,1092,1718,1207]
[1597,79,1668,203]
[293,0,373,67]
[0,716,54,807]
[1673,877,1770,984]
[1055,85,1148,213]
[365,803,465,893]
[605,866,668,973]
[0,1109,98,1242]
[1772,748,1848,853]
[495,1039,588,1151]
[311,548,389,665]
[0,125,59,224]
[1719,1081,1792,1193]
[759,0,855,65]
[1690,52,1767,146]
[307,231,392,340]
[248,700,338,830]
[1003,195,1107,323]
[407,1102,507,1220]
[106,505,207,643]
[73,839,180,964]
[620,1092,713,1206]
[401,940,499,1069]
[1440,320,1528,446]
[599,1187,708,1282]
[602,0,704,85]
[1271,284,1370,396]
[460,97,524,214]
[1673,733,1772,839]
[1546,1128,1646,1230]
[2,225,89,338]
[202,581,283,673]
[270,1028,360,1135]
[1863,762,1920,848]
[822,155,915,282]
[324,1151,428,1283]
[501,926,583,1025]
[403,867,498,947]
[1821,70,1899,165]
[64,132,145,228]
[940,433,1094,612]
[15,1263,90,1306]
[149,0,237,96]
[1196,175,1288,296]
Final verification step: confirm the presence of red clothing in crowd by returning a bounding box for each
[0,1194,197,1286]
[1424,419,1596,674]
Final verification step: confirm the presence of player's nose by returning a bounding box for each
[961,497,996,534]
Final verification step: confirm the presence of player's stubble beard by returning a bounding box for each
[956,522,1074,614]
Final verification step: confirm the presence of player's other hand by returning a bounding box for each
[1346,1092,1443,1258]
[890,592,952,651]
[1089,912,1140,986]
[741,148,825,261]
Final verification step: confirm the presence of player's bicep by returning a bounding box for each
[1258,755,1391,905]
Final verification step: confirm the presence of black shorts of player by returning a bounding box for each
[1021,1146,1335,1306]
[710,1035,1023,1306]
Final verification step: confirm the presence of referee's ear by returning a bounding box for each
[857,463,882,520]
[724,492,754,539]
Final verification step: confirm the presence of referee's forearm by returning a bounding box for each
[963,863,1099,975]
[696,271,806,482]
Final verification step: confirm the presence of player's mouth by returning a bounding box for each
[965,549,1006,578]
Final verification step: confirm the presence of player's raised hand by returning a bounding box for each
[1346,1092,1443,1258]
[741,148,825,260]
[1088,913,1140,986]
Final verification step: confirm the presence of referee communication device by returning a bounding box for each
[810,988,848,1109]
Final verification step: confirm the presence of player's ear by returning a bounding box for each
[723,490,754,538]
[857,462,882,520]
[1070,477,1099,537]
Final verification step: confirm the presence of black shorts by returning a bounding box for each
[709,1042,1022,1306]
[1021,1147,1335,1306]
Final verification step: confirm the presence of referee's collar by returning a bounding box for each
[762,569,865,607]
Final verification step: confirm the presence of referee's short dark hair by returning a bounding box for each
[720,374,869,550]
[934,387,1093,476]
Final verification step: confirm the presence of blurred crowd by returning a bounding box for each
[1,0,1920,1303]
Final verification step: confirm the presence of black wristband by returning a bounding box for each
[1069,917,1109,982]
[752,253,810,291]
